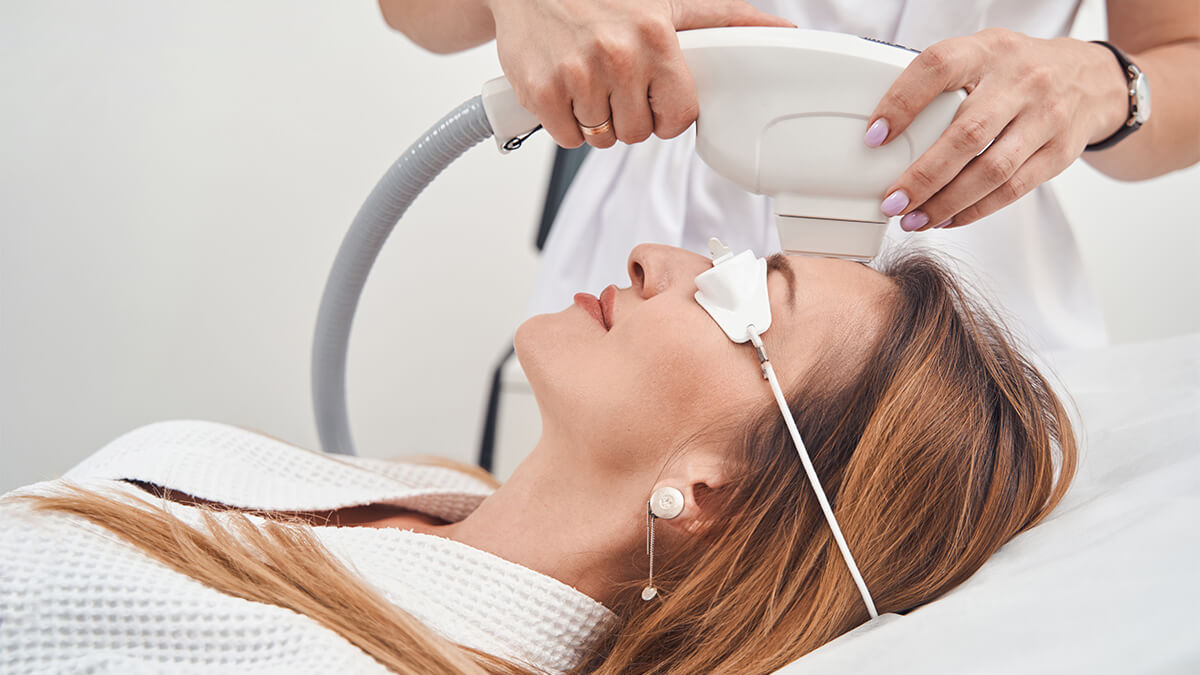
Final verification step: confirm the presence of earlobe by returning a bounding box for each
[653,481,723,537]
[681,515,712,536]
[652,450,730,536]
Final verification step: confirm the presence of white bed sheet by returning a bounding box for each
[778,332,1200,673]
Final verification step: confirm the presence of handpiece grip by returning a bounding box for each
[481,77,540,154]
[480,28,965,259]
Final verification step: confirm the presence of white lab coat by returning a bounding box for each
[527,0,1106,352]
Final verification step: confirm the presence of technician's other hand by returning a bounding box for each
[865,29,1129,231]
[489,0,793,149]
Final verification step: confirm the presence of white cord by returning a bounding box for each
[749,328,879,619]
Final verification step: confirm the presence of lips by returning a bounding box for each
[573,286,617,331]
[573,293,606,330]
[599,285,617,331]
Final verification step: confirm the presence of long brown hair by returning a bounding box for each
[19,252,1076,674]
[587,253,1077,672]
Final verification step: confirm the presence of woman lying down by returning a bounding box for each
[1,243,1076,674]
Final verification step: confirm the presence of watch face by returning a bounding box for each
[1133,71,1151,123]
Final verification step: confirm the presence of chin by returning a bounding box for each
[512,314,545,383]
[513,312,567,414]
[513,308,597,431]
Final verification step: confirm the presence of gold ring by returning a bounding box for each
[578,118,613,137]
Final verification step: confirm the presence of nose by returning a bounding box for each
[627,244,712,299]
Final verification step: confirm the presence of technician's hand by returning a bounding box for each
[488,0,793,149]
[865,29,1129,231]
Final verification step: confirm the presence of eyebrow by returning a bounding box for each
[766,253,797,306]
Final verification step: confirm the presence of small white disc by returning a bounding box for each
[649,487,685,519]
[641,586,658,601]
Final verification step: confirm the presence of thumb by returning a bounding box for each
[671,0,797,30]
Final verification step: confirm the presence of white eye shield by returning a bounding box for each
[694,239,773,344]
[694,238,879,620]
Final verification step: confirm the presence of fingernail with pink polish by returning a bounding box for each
[881,190,909,217]
[900,210,929,231]
[864,119,889,147]
[934,219,952,229]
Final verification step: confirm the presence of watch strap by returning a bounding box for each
[1085,40,1143,152]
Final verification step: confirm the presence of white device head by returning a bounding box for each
[481,27,965,262]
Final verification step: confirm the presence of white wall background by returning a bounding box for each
[1,0,1196,493]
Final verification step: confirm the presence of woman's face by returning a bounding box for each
[514,244,895,474]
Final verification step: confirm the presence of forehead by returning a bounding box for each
[775,254,893,299]
[763,254,895,381]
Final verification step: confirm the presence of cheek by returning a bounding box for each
[515,305,776,455]
[607,312,770,432]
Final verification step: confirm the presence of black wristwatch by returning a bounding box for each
[1085,40,1151,151]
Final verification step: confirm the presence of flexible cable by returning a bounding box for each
[312,97,494,455]
[750,330,879,619]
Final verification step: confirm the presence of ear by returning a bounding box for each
[653,446,731,536]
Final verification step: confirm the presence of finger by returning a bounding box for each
[570,84,617,149]
[647,54,698,139]
[903,114,1051,231]
[942,144,1062,229]
[672,0,796,30]
[881,82,1021,221]
[866,36,983,147]
[610,78,654,145]
[525,78,585,149]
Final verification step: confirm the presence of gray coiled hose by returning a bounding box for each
[313,96,494,455]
